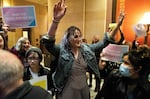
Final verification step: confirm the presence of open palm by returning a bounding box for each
[53,0,67,21]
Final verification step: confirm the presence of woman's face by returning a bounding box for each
[69,29,82,48]
[21,40,30,51]
[27,52,40,68]
[120,55,140,78]
[0,35,4,49]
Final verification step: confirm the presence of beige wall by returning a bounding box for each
[1,0,48,48]
[13,0,48,48]
[48,0,85,43]
[48,0,108,43]
[1,0,112,48]
[85,0,107,42]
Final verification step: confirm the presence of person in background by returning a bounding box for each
[92,35,100,44]
[0,33,8,50]
[88,35,100,92]
[10,37,32,67]
[131,35,140,50]
[131,39,140,50]
[95,45,150,99]
[82,38,87,44]
[98,53,121,90]
[89,15,125,92]
[40,0,124,99]
[0,49,52,99]
[0,18,9,50]
[23,47,51,90]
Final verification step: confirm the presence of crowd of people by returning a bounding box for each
[0,0,150,99]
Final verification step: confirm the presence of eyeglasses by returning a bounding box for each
[27,57,39,61]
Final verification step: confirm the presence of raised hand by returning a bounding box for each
[118,11,125,26]
[2,24,10,32]
[53,0,67,21]
[109,11,125,39]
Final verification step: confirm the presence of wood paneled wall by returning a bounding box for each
[1,0,112,48]
[1,0,48,48]
[48,0,108,43]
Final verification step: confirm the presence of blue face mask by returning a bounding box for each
[119,63,130,77]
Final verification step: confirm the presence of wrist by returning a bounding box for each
[52,18,60,23]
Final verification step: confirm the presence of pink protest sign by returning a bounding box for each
[1,6,37,29]
[101,44,129,62]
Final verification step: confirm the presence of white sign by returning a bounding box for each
[29,75,47,90]
[101,44,129,62]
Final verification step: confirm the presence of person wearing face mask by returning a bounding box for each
[95,45,150,99]
[40,0,125,99]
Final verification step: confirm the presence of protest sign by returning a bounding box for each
[101,44,129,62]
[29,75,47,90]
[2,6,37,28]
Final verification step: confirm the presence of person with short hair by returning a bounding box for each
[0,49,52,99]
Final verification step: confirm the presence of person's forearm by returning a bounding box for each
[47,19,60,37]
[110,12,124,39]
[109,19,124,39]
[47,0,66,37]
[110,23,121,38]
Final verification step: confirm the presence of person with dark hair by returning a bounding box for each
[40,0,125,99]
[0,33,8,50]
[0,49,52,99]
[23,47,51,90]
[88,35,100,92]
[95,45,150,99]
[131,35,140,50]
[0,17,9,48]
[0,18,9,50]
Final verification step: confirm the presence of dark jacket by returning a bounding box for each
[10,47,27,67]
[5,81,52,99]
[23,65,51,90]
[95,69,150,99]
[40,32,115,92]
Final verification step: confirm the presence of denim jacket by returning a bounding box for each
[40,32,114,92]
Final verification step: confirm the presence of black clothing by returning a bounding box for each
[95,70,150,99]
[100,61,120,79]
[5,81,52,99]
[10,46,27,66]
[23,65,51,90]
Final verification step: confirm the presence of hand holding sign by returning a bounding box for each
[2,6,36,29]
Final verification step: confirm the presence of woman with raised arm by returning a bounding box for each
[40,0,124,99]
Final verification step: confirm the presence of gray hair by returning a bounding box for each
[15,37,30,51]
[0,50,24,90]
